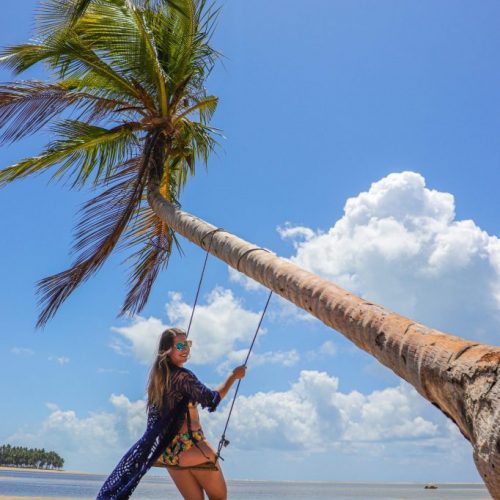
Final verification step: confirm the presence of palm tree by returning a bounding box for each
[0,1,498,496]
[0,0,220,324]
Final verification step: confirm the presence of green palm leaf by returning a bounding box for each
[73,1,164,100]
[0,35,143,105]
[36,154,147,327]
[0,120,141,188]
[120,205,181,315]
[0,80,137,144]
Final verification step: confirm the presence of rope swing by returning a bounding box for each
[216,289,272,460]
[186,228,273,461]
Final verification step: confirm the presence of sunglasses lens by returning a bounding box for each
[175,341,192,351]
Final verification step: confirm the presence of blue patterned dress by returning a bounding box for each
[96,365,221,499]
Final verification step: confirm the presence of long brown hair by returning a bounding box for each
[146,327,186,412]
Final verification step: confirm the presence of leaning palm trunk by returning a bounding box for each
[149,179,500,499]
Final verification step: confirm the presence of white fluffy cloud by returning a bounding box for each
[108,394,147,438]
[279,171,500,343]
[111,287,266,366]
[166,288,265,364]
[110,315,166,364]
[202,369,466,463]
[8,405,117,472]
[6,394,147,473]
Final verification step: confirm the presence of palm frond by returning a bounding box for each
[71,2,163,101]
[149,0,220,96]
[0,120,140,188]
[0,80,138,144]
[36,154,148,327]
[64,72,150,116]
[0,44,49,74]
[69,0,94,24]
[71,0,188,22]
[0,35,144,106]
[120,149,187,314]
[143,0,189,15]
[167,0,196,83]
[176,117,220,166]
[36,0,80,37]
[0,44,148,117]
[0,81,78,144]
[120,205,181,315]
[174,94,217,124]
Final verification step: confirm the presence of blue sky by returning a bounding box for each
[1,0,499,485]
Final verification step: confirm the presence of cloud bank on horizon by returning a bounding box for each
[8,369,471,476]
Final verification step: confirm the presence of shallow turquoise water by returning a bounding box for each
[0,469,492,499]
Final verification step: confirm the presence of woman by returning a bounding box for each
[96,327,246,500]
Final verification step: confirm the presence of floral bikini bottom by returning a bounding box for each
[160,428,207,466]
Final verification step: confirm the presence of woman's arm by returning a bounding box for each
[178,365,247,411]
[216,365,246,400]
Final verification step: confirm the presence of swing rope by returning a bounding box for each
[216,288,272,460]
[185,227,273,461]
[186,228,226,337]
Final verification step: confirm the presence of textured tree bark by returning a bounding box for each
[148,180,500,498]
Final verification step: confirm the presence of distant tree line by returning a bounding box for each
[0,444,64,469]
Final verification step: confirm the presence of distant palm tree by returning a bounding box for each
[0,1,498,497]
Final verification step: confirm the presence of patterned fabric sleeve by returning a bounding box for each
[176,368,221,412]
[95,400,188,499]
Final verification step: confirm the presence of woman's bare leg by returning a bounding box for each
[176,440,227,500]
[167,468,204,500]
[190,468,227,500]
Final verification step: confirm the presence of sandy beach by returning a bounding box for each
[0,497,93,500]
[0,467,92,475]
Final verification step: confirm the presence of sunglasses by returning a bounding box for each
[174,340,192,351]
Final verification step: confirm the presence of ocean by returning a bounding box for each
[0,468,492,499]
